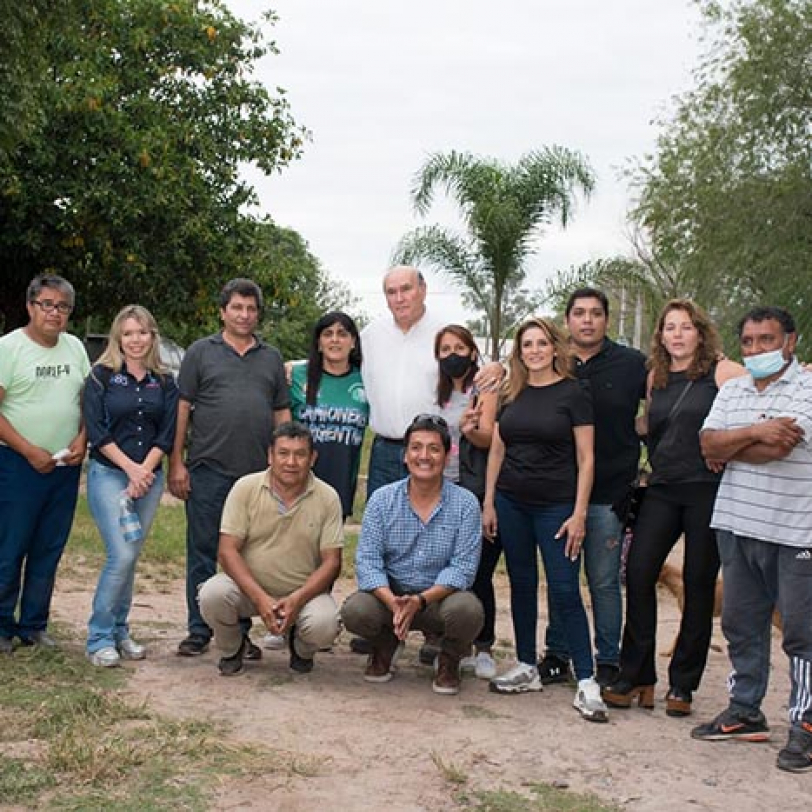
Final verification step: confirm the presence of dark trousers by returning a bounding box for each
[0,446,81,638]
[184,464,237,638]
[472,534,502,649]
[619,481,720,691]
[496,492,594,680]
[718,530,812,726]
[366,436,406,500]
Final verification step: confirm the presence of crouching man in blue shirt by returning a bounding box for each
[342,413,483,695]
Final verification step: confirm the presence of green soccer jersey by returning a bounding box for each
[290,363,369,517]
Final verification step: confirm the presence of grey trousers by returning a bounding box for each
[199,573,340,659]
[717,530,812,726]
[341,590,484,660]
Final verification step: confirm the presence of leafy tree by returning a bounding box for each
[629,0,812,353]
[0,0,305,334]
[393,148,595,359]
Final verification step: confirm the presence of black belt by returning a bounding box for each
[375,435,404,445]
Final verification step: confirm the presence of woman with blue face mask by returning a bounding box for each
[604,300,745,717]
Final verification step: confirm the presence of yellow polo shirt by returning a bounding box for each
[220,470,343,598]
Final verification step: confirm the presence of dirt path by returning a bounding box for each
[51,570,807,811]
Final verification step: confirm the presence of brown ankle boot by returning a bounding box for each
[432,651,461,695]
[364,636,399,683]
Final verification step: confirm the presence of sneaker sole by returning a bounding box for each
[118,649,146,661]
[364,672,394,684]
[177,645,209,657]
[432,682,460,695]
[489,681,543,694]
[691,730,771,742]
[574,704,609,723]
[87,654,121,668]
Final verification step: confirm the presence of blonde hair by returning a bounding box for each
[649,299,722,389]
[502,317,572,404]
[95,305,167,375]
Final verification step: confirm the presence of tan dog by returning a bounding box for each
[657,562,782,657]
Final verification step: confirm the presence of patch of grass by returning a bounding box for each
[0,643,312,809]
[458,783,622,812]
[461,704,502,720]
[0,758,56,804]
[431,751,468,786]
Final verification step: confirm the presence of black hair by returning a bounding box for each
[565,287,609,318]
[404,413,451,453]
[218,278,263,311]
[271,420,314,453]
[736,306,796,338]
[27,274,75,306]
[306,312,363,405]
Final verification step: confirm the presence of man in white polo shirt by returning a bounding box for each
[691,306,812,774]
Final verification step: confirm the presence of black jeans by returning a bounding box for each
[471,534,502,649]
[619,481,720,691]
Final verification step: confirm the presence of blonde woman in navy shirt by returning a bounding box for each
[83,306,178,667]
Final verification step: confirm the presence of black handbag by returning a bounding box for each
[611,380,694,531]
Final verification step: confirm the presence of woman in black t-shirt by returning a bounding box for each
[604,300,743,716]
[483,318,608,722]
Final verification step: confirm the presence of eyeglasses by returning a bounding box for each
[31,299,73,315]
[410,413,449,429]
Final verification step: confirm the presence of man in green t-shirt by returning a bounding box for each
[0,275,90,653]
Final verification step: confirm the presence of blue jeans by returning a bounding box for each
[544,502,622,666]
[718,531,812,726]
[366,437,407,499]
[86,461,164,653]
[0,445,81,639]
[185,464,238,638]
[496,492,594,680]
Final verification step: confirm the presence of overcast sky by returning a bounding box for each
[227,0,703,323]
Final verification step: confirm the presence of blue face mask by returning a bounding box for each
[744,348,787,380]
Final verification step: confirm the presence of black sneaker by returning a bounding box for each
[288,625,314,674]
[691,707,771,742]
[537,654,571,685]
[777,723,812,772]
[595,663,620,689]
[218,638,246,677]
[243,636,262,661]
[177,633,210,657]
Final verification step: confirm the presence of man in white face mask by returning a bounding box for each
[692,306,812,774]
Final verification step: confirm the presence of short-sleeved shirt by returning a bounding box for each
[702,360,812,548]
[0,328,90,453]
[220,470,344,597]
[361,309,445,438]
[496,378,594,504]
[355,477,482,593]
[178,333,290,478]
[290,363,369,517]
[573,339,647,502]
[84,363,179,470]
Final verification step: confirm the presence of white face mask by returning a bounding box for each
[743,339,788,380]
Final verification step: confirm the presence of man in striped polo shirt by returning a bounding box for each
[691,306,812,773]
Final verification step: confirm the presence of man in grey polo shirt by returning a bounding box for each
[168,278,291,656]
[692,306,812,774]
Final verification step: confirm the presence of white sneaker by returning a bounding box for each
[88,646,121,668]
[117,637,146,660]
[573,677,609,722]
[489,662,542,694]
[474,651,497,680]
[262,633,286,651]
[460,655,477,674]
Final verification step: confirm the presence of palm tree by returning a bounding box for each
[393,148,595,359]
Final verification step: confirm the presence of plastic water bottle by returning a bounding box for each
[118,491,143,544]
